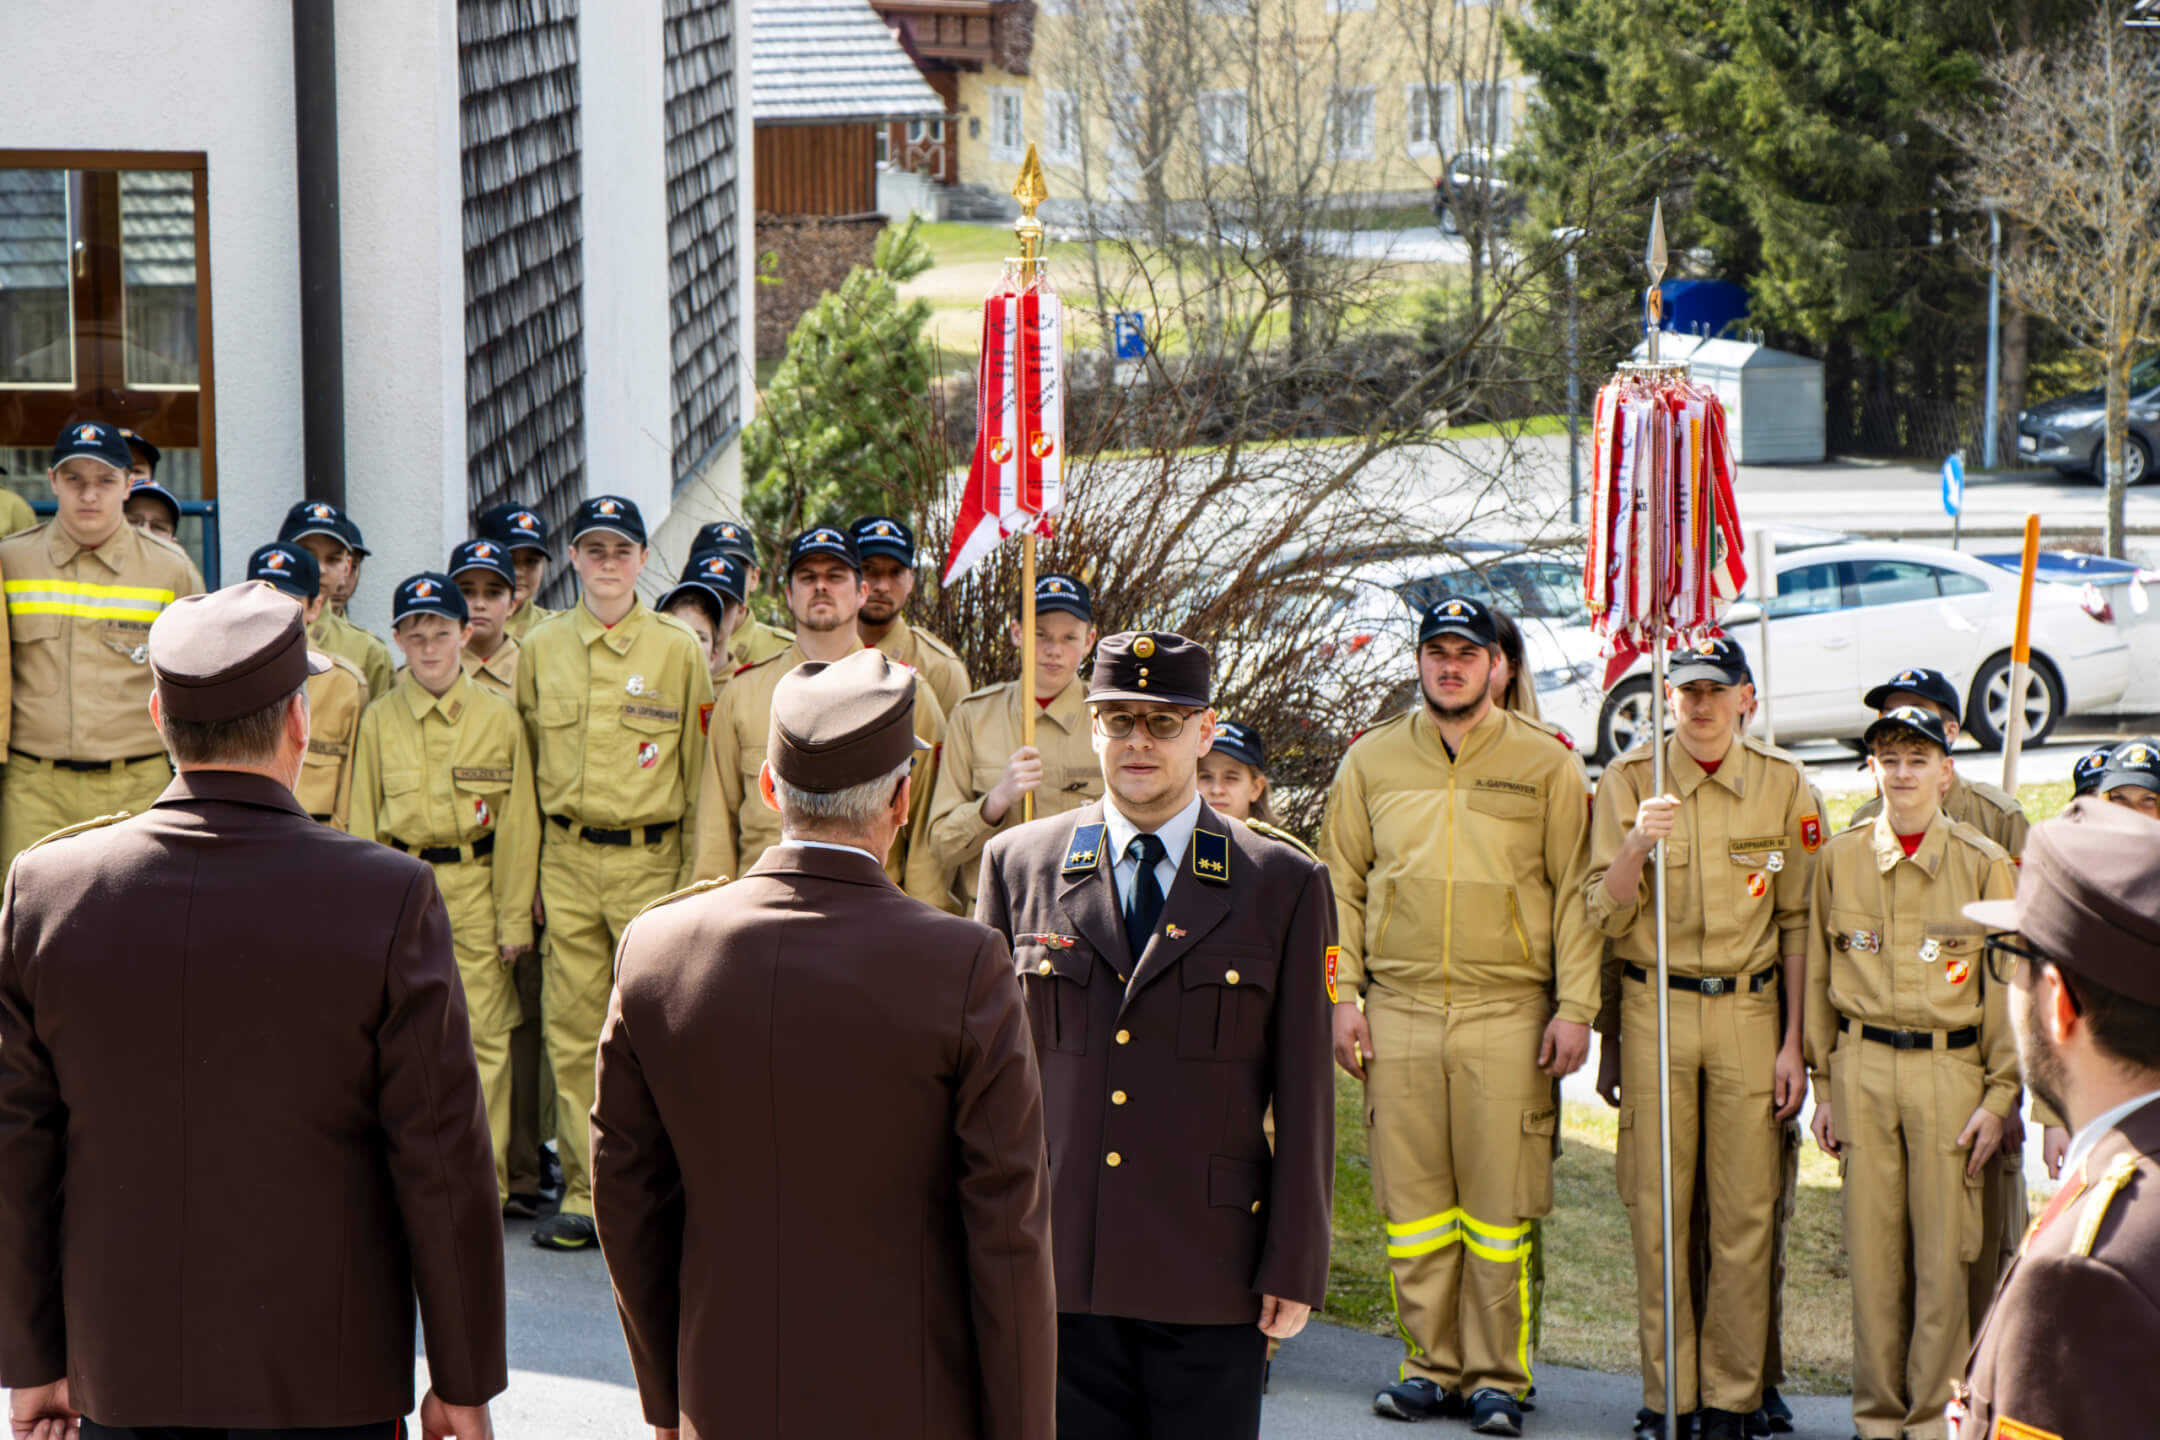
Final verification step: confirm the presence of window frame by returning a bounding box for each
[1327,85,1377,161]
[1197,89,1249,167]
[989,87,1028,164]
[1042,89,1083,165]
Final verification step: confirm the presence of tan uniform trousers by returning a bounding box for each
[505,951,557,1195]
[540,825,680,1218]
[0,753,171,871]
[1690,1114,1803,1391]
[1830,1030,1986,1440]
[1618,975,1781,1416]
[1366,983,1557,1400]
[432,855,524,1202]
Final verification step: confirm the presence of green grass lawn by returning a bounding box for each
[1823,777,2073,834]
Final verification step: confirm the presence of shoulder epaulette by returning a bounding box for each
[2072,1150,2143,1257]
[20,811,130,856]
[1510,711,1578,752]
[1244,817,1319,862]
[1967,779,2026,817]
[1942,816,2012,864]
[956,680,1011,709]
[322,651,367,684]
[630,875,727,923]
[0,520,52,549]
[1351,710,1417,749]
[912,625,962,661]
[740,647,796,676]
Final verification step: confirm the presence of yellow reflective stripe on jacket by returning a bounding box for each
[6,578,178,624]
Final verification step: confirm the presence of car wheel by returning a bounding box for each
[2090,435,2152,486]
[1597,677,1654,765]
[1964,652,2063,751]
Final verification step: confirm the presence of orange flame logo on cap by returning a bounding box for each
[263,552,289,570]
[701,558,728,578]
[472,542,496,559]
[511,511,539,531]
[411,579,438,599]
[596,499,621,516]
[1697,638,1720,655]
[309,503,335,520]
[77,424,99,443]
[2128,745,2155,767]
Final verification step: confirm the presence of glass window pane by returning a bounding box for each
[1937,569,1989,598]
[0,169,74,386]
[1853,559,1940,607]
[1767,561,1841,618]
[121,170,199,388]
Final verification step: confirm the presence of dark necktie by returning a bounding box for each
[1124,833,1167,957]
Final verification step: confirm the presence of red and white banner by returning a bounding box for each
[942,279,1065,583]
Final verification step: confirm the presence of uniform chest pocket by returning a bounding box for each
[101,620,150,663]
[620,701,680,734]
[1466,786,1541,821]
[1015,938,1093,1055]
[10,614,62,645]
[535,695,584,775]
[1727,848,1777,903]
[1178,947,1276,1061]
[453,767,513,826]
[1924,933,1985,994]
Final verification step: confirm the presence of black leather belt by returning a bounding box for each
[1840,1017,1978,1051]
[12,749,167,772]
[393,834,497,865]
[1623,962,1777,996]
[549,814,676,847]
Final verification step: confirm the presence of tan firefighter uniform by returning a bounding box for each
[308,608,394,703]
[0,488,35,538]
[869,614,971,718]
[516,601,711,1219]
[691,638,946,898]
[1849,771,2028,857]
[728,612,794,667]
[1805,811,2015,1440]
[0,520,202,870]
[291,651,367,829]
[924,674,1102,913]
[350,668,540,1199]
[465,634,521,701]
[1585,734,1816,1418]
[505,598,560,644]
[1320,704,1598,1402]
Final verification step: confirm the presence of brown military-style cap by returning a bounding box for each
[1089,631,1211,708]
[1966,796,2160,1004]
[150,584,331,723]
[768,648,929,793]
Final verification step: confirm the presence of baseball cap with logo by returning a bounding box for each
[691,520,758,565]
[477,502,553,556]
[392,572,470,627]
[448,538,517,590]
[127,477,183,531]
[243,542,322,602]
[1862,666,1962,717]
[1209,719,1267,772]
[664,551,750,611]
[1034,572,1093,622]
[1667,635,1752,688]
[849,515,917,566]
[2073,744,2115,798]
[1862,704,1951,755]
[49,421,135,475]
[118,428,161,472]
[278,499,352,549]
[2100,738,2160,798]
[569,495,647,547]
[788,525,861,576]
[1416,595,1499,649]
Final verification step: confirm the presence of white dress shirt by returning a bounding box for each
[1102,791,1202,914]
[786,838,882,864]
[2063,1089,2160,1179]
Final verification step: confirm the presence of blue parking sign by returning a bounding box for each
[1941,451,1965,517]
[1113,311,1147,361]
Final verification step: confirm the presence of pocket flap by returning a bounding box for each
[1522,1106,1558,1138]
[538,695,581,727]
[381,769,421,796]
[1467,785,1541,821]
[1180,947,1275,990]
[1208,1154,1268,1209]
[1015,938,1093,984]
[11,614,62,643]
[621,701,681,733]
[452,768,514,794]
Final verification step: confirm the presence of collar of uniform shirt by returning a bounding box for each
[2063,1088,2160,1179]
[1102,789,1202,903]
[787,837,882,864]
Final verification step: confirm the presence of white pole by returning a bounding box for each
[1751,527,1776,745]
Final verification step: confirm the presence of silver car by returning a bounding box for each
[2017,353,2158,484]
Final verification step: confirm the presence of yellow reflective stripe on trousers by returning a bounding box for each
[1385,1205,1537,1392]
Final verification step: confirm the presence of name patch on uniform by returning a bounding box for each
[1192,828,1231,885]
[307,739,349,758]
[623,703,681,724]
[1731,834,1789,853]
[1473,777,1541,799]
[1799,814,1824,852]
[1064,822,1105,875]
[453,767,513,784]
[1325,945,1341,1004]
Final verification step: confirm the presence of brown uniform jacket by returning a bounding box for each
[926,676,1103,913]
[871,614,971,718]
[595,844,1055,1440]
[975,799,1336,1324]
[0,771,505,1426]
[1958,1097,2160,1439]
[0,520,202,760]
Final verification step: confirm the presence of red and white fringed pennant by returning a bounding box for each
[942,277,1066,584]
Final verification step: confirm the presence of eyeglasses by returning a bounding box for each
[1093,709,1199,741]
[1981,936,2081,1014]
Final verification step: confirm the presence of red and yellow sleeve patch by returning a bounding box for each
[1799,814,1824,852]
[1325,945,1342,1004]
[699,701,714,735]
[1994,1417,2063,1440]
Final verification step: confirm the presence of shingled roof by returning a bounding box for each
[751,0,945,125]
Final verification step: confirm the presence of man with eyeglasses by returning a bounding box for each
[1952,798,2160,1439]
[1802,706,2017,1440]
[974,630,1335,1440]
[1323,595,1598,1437]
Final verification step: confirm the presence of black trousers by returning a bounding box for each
[84,1423,401,1440]
[1057,1311,1268,1440]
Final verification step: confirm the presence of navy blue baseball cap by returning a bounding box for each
[126,476,183,529]
[2073,745,2115,798]
[50,420,134,474]
[118,428,161,472]
[1668,635,1753,688]
[787,525,860,576]
[2101,738,2160,798]
[670,551,750,608]
[850,515,916,566]
[1209,719,1267,771]
[1034,572,1092,622]
[1417,595,1499,649]
[570,495,647,546]
[243,542,321,602]
[278,499,352,549]
[1864,667,1961,717]
[448,538,517,590]
[392,572,469,627]
[691,520,758,565]
[1863,704,1951,755]
[478,502,552,555]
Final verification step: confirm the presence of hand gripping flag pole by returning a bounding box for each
[942,145,1064,821]
[1582,199,1749,1427]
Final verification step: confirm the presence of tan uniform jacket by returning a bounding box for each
[729,614,794,667]
[1586,735,1818,1031]
[515,602,713,890]
[309,609,395,704]
[504,601,560,644]
[0,489,35,539]
[0,521,201,760]
[463,635,520,701]
[692,639,946,896]
[1319,704,1600,1022]
[292,652,367,829]
[351,671,541,950]
[925,677,1102,913]
[871,615,971,719]
[1803,811,2017,1115]
[1849,771,2028,859]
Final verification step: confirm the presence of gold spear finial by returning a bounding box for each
[1645,196,1669,357]
[1012,143,1048,268]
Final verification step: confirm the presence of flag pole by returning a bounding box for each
[1013,146,1048,822]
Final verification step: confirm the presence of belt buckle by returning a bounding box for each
[1700,976,1729,996]
[1893,1030,1922,1050]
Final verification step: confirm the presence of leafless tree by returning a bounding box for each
[1948,2,2160,555]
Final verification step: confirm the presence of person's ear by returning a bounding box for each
[147,690,164,734]
[758,761,781,813]
[889,772,913,824]
[287,688,312,748]
[459,623,474,648]
[1009,620,1025,648]
[1196,708,1218,757]
[2048,966,2083,1044]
